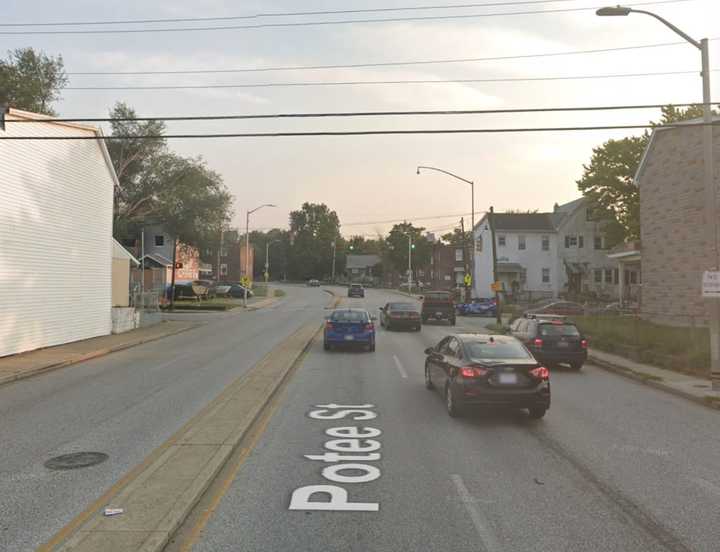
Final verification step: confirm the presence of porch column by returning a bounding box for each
[618,260,625,307]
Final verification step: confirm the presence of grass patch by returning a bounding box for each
[274,289,286,297]
[166,297,245,311]
[576,315,709,376]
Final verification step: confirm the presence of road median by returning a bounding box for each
[41,320,321,552]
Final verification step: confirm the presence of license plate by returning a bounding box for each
[344,335,354,341]
[436,312,443,317]
[498,373,517,384]
[558,341,569,348]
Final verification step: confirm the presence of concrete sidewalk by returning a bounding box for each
[589,348,720,411]
[0,321,197,387]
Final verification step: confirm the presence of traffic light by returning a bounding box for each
[411,244,416,249]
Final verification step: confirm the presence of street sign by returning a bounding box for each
[240,276,251,288]
[463,274,472,287]
[702,271,720,298]
[490,281,502,292]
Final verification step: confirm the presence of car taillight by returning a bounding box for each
[530,366,550,380]
[581,339,588,349]
[325,321,334,330]
[533,338,543,348]
[364,323,374,331]
[459,366,488,378]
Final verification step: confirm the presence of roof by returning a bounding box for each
[550,197,586,229]
[346,254,381,269]
[607,240,642,260]
[139,253,172,268]
[112,238,140,265]
[489,213,556,232]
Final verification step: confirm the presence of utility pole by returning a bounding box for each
[461,217,470,303]
[408,233,413,294]
[489,207,501,325]
[331,240,337,283]
[170,237,178,311]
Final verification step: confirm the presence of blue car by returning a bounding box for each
[324,308,376,352]
[457,298,497,317]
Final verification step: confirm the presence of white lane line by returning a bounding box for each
[451,474,500,552]
[393,355,408,379]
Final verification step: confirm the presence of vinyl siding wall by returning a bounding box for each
[0,116,114,357]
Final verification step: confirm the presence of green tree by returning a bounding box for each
[346,235,382,254]
[0,48,68,115]
[577,103,720,245]
[288,203,342,280]
[249,228,292,280]
[386,222,432,278]
[441,227,471,246]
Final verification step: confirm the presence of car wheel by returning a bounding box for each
[570,362,583,371]
[370,342,376,352]
[415,325,422,332]
[450,318,456,326]
[528,406,547,420]
[324,341,331,351]
[424,364,434,389]
[446,384,462,418]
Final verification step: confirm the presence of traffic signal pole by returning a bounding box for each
[489,207,501,325]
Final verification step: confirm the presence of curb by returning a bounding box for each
[0,323,198,388]
[588,353,720,412]
[45,322,321,552]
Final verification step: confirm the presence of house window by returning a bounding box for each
[578,235,584,248]
[455,248,463,262]
[613,269,619,285]
[541,236,549,251]
[498,235,506,247]
[630,271,638,284]
[565,235,577,248]
[542,268,550,283]
[518,235,526,250]
[594,269,602,283]
[220,263,228,276]
[594,236,603,250]
[605,269,613,283]
[154,235,165,246]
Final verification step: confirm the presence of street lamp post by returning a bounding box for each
[245,203,276,307]
[597,5,717,390]
[417,166,475,300]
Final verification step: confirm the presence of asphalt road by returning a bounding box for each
[191,287,720,552]
[0,285,333,552]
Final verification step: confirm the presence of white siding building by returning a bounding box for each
[473,213,560,300]
[0,108,115,357]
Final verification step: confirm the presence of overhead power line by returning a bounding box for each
[8,102,710,124]
[62,69,720,91]
[0,0,693,35]
[3,122,719,140]
[66,40,702,76]
[0,1,583,27]
[343,212,479,227]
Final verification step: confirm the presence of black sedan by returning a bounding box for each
[424,334,550,419]
[379,302,421,331]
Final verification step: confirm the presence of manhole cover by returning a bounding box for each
[44,452,109,470]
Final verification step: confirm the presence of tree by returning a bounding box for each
[346,235,382,254]
[288,203,342,280]
[0,48,68,115]
[441,227,471,247]
[576,103,720,245]
[249,228,291,280]
[386,222,432,278]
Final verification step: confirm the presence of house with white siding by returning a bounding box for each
[0,108,115,357]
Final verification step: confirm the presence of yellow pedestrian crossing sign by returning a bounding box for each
[463,274,472,287]
[240,276,251,288]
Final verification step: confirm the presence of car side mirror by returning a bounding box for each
[418,296,424,300]
[424,347,435,355]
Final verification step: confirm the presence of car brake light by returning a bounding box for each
[364,323,374,331]
[325,321,334,330]
[533,338,543,348]
[530,366,550,379]
[459,366,488,378]
[581,339,588,349]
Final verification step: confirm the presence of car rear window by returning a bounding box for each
[351,284,362,288]
[389,303,416,311]
[424,293,450,301]
[539,323,580,337]
[465,340,532,360]
[331,311,368,322]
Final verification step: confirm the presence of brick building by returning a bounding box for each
[635,118,720,324]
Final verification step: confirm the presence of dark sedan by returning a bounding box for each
[379,302,422,331]
[424,334,550,418]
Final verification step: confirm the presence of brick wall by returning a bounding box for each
[640,124,720,325]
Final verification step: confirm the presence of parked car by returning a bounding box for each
[171,280,213,300]
[307,279,320,287]
[195,279,218,299]
[424,333,550,418]
[421,291,456,325]
[379,302,422,331]
[524,301,586,317]
[457,298,497,317]
[324,308,376,351]
[509,316,588,370]
[348,283,365,298]
[224,283,254,299]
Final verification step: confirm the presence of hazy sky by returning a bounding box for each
[5,0,719,237]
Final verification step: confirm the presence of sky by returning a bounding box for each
[4,0,719,238]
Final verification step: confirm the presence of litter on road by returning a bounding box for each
[103,508,124,517]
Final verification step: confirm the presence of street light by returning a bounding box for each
[265,239,280,283]
[417,165,475,300]
[245,203,276,306]
[597,5,717,388]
